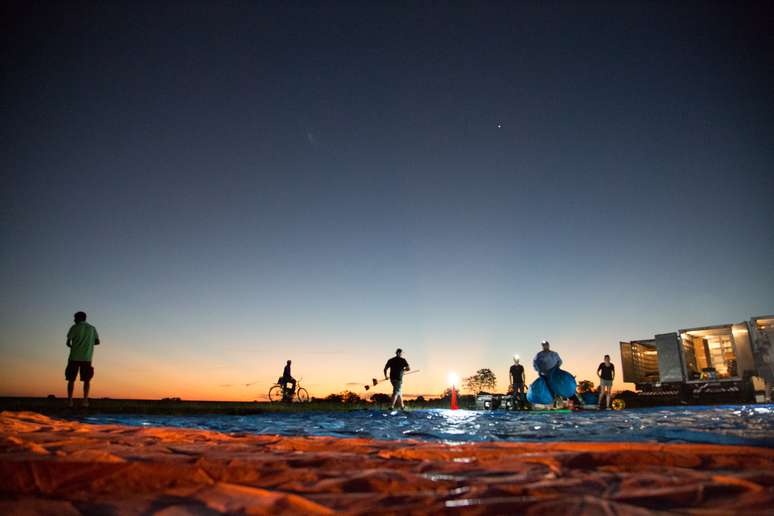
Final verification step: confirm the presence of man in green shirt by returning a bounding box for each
[65,311,100,407]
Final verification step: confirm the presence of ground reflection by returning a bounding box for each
[82,404,774,447]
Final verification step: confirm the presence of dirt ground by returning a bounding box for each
[1,411,772,515]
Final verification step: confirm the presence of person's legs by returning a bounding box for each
[65,360,78,407]
[83,381,90,407]
[391,379,404,409]
[67,381,75,407]
[599,380,612,408]
[598,384,606,409]
[515,383,524,407]
[80,362,94,407]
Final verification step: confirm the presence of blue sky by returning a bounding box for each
[1,2,772,399]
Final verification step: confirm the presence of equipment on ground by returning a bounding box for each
[364,370,420,391]
[526,367,577,405]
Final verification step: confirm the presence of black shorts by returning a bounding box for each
[390,378,403,396]
[65,360,94,382]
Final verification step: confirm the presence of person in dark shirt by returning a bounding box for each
[597,355,615,409]
[383,348,410,410]
[280,360,296,398]
[509,356,525,398]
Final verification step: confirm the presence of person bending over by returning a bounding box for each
[384,348,410,410]
[533,340,583,409]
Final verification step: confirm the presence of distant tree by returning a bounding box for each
[414,395,426,403]
[441,387,453,399]
[341,390,362,404]
[463,369,497,394]
[370,393,391,404]
[324,393,344,403]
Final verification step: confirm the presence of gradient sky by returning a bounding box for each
[2,2,773,401]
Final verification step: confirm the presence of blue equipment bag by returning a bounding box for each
[526,376,552,404]
[546,367,577,397]
[526,367,577,405]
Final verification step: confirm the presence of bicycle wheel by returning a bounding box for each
[296,388,310,403]
[268,385,284,403]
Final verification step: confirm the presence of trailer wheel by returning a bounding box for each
[611,398,625,410]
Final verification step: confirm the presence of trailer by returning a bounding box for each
[619,315,773,405]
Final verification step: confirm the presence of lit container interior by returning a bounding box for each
[679,324,753,381]
[620,339,659,384]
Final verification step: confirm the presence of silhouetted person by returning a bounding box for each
[509,356,526,407]
[597,354,615,409]
[384,348,410,409]
[65,311,100,408]
[280,360,296,396]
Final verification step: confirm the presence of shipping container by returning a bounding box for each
[619,315,772,405]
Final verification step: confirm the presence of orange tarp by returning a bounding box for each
[1,411,772,514]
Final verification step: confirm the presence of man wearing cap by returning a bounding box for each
[533,340,562,374]
[384,348,410,410]
[533,340,584,409]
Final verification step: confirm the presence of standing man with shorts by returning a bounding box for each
[597,354,615,409]
[65,311,100,408]
[384,348,410,410]
[509,355,526,408]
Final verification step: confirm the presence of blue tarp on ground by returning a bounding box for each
[526,367,577,405]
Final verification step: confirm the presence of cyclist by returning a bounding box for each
[279,360,296,400]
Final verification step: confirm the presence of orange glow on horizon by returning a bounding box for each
[1,353,632,402]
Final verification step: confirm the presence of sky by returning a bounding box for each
[1,2,773,401]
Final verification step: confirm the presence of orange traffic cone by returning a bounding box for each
[451,385,459,410]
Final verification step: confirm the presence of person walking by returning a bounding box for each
[597,354,615,409]
[65,311,100,408]
[383,348,410,410]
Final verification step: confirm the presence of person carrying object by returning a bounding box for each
[384,348,410,410]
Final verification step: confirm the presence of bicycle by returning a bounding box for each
[268,378,310,403]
